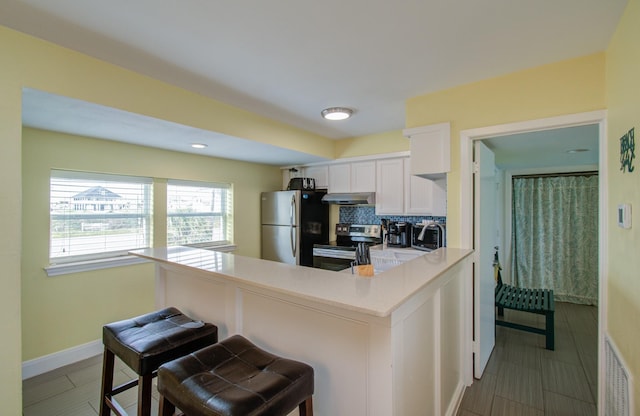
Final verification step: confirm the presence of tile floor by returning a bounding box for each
[22,302,597,416]
[22,352,155,416]
[457,302,598,416]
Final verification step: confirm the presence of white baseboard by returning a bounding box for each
[22,339,102,380]
[448,380,467,416]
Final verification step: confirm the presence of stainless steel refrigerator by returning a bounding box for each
[261,190,328,266]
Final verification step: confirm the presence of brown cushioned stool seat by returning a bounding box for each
[99,307,218,416]
[157,334,314,416]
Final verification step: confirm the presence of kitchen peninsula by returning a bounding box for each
[131,246,473,416]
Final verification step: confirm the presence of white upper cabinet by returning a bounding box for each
[328,164,351,193]
[405,160,428,215]
[403,122,451,179]
[404,160,447,216]
[281,152,446,217]
[375,157,447,216]
[350,161,376,192]
[328,161,375,193]
[303,165,329,189]
[376,158,405,215]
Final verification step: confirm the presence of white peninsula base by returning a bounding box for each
[132,247,474,416]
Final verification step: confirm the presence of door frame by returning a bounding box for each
[459,110,608,405]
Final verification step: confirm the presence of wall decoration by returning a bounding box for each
[620,127,635,173]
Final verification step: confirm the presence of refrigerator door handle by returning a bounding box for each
[290,225,296,258]
[290,194,297,258]
[290,194,296,226]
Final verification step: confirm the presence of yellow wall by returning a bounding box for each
[21,127,282,360]
[0,42,23,416]
[2,5,638,411]
[605,0,640,410]
[0,25,333,412]
[405,53,606,246]
[2,30,334,160]
[335,129,410,159]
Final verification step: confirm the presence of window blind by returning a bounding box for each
[50,170,153,263]
[167,180,233,246]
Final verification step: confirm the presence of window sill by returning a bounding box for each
[44,245,237,277]
[45,255,150,277]
[194,244,237,253]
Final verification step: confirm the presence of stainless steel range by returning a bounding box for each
[312,224,382,271]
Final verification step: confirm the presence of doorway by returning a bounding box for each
[459,110,608,411]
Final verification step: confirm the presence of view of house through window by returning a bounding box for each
[167,180,233,247]
[49,170,153,263]
[49,172,233,265]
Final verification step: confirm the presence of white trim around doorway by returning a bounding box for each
[459,109,608,413]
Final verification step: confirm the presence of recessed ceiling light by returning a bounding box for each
[566,148,589,154]
[191,143,207,149]
[321,107,353,121]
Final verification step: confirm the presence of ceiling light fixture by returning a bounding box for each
[191,143,207,149]
[321,107,353,121]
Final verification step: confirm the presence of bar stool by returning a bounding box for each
[157,334,314,416]
[99,307,218,416]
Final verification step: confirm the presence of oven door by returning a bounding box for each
[312,248,354,271]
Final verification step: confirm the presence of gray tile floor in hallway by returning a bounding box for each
[22,302,597,415]
[457,302,598,416]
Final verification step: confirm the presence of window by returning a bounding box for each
[50,170,153,263]
[167,180,233,247]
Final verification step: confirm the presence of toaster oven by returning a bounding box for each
[287,177,315,190]
[411,223,445,251]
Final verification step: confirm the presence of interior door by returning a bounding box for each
[474,141,497,378]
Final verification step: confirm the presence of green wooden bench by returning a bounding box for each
[495,275,555,350]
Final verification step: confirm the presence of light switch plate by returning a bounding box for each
[617,203,632,229]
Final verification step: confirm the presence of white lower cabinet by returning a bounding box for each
[376,157,446,216]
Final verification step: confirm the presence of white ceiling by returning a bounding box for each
[2,0,625,166]
[21,88,331,166]
[483,124,599,170]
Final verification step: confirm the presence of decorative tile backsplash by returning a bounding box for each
[339,206,445,225]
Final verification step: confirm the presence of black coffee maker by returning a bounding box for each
[387,221,411,248]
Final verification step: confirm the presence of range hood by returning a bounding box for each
[321,192,376,205]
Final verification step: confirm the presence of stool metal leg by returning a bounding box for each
[100,348,115,416]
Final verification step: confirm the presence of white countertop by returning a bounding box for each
[131,246,473,317]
